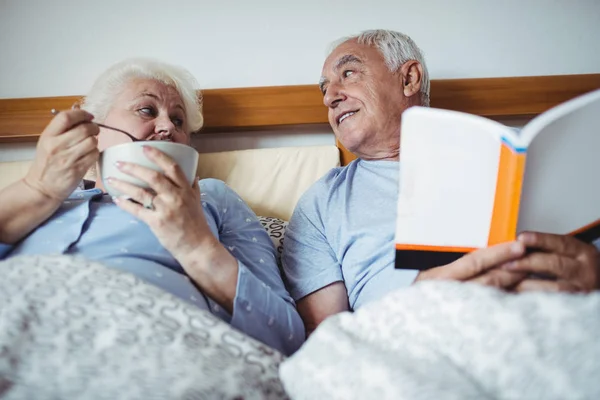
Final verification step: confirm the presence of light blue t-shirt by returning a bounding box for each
[0,178,304,355]
[282,159,418,310]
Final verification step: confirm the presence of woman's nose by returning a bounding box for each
[153,130,174,141]
[150,116,176,141]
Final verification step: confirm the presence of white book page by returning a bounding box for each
[518,89,600,234]
[396,107,509,249]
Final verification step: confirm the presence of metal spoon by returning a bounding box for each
[50,109,140,142]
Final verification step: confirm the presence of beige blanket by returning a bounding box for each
[0,255,288,400]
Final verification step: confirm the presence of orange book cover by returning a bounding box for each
[395,89,600,271]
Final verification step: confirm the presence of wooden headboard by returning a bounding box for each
[1,73,599,165]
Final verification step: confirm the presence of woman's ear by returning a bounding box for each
[401,60,423,100]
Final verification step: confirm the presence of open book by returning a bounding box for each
[395,89,600,271]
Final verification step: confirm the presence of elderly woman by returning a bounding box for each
[0,59,304,355]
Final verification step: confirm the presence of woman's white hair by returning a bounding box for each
[331,29,430,106]
[81,58,203,133]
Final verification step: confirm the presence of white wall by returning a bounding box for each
[2,0,599,97]
[1,0,599,160]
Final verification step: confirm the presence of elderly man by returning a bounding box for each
[281,29,599,335]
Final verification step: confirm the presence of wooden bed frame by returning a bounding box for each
[1,73,599,166]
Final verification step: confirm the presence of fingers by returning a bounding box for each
[107,177,155,208]
[60,134,98,168]
[73,147,100,174]
[56,122,100,150]
[43,109,95,138]
[113,145,190,194]
[142,145,189,188]
[114,161,174,194]
[113,195,152,221]
[440,241,526,280]
[468,269,527,289]
[501,251,579,280]
[513,279,578,293]
[518,231,584,258]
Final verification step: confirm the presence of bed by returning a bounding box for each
[0,74,599,399]
[2,73,600,220]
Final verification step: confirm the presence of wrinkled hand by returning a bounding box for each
[502,232,599,292]
[108,145,217,261]
[24,110,99,201]
[415,241,528,290]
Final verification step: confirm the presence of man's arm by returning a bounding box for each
[281,179,348,337]
[297,281,350,337]
[298,240,529,337]
[415,241,529,289]
[503,232,599,292]
[418,233,599,293]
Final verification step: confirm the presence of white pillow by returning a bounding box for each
[197,145,340,221]
[258,216,288,264]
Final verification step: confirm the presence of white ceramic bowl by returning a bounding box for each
[100,141,199,197]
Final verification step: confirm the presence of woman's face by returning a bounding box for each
[97,78,190,151]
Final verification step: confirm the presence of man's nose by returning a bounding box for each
[323,81,345,108]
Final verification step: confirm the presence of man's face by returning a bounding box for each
[320,39,418,160]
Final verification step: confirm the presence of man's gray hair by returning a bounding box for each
[331,29,430,106]
[81,58,204,133]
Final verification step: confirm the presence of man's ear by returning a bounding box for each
[400,60,423,100]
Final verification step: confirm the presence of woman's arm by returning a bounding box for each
[0,110,99,244]
[0,180,63,243]
[181,180,305,355]
[111,147,305,354]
